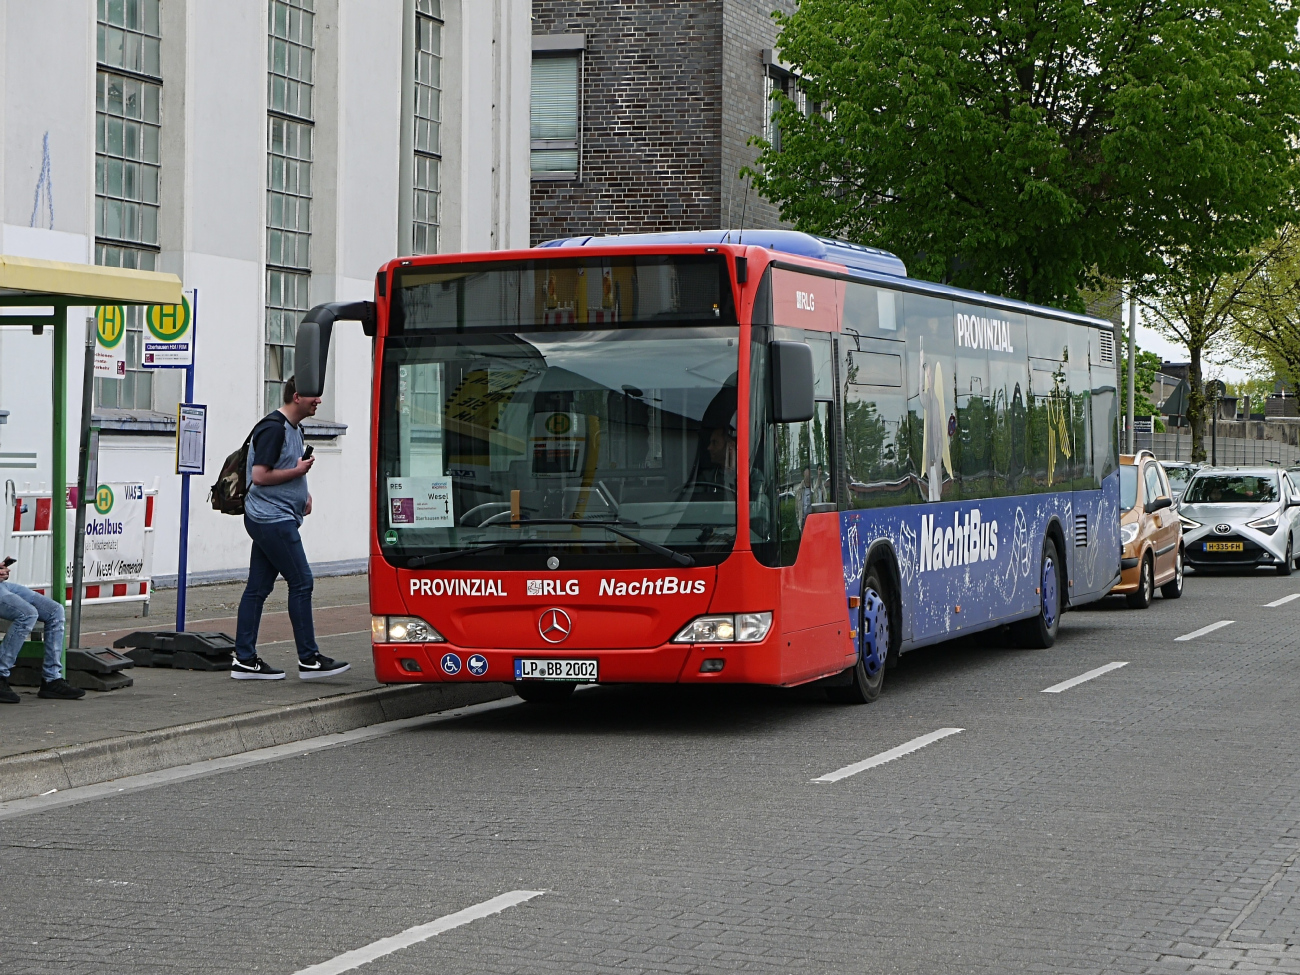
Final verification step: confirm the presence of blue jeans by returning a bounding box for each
[0,582,65,681]
[235,516,318,663]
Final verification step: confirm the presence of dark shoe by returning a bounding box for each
[0,676,19,704]
[298,653,350,679]
[230,656,285,680]
[38,678,85,700]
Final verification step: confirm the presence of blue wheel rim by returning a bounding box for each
[861,586,890,675]
[1042,556,1057,629]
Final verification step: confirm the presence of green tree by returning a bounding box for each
[750,0,1300,310]
[1140,234,1281,459]
[1228,225,1300,390]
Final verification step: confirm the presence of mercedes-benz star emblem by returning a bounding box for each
[538,608,572,644]
[547,556,560,570]
[1215,524,1232,534]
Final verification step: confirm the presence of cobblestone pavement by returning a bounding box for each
[3,570,1300,973]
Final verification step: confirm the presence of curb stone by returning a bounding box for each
[0,682,513,802]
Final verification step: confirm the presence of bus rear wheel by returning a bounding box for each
[828,567,891,704]
[1013,537,1062,649]
[513,681,577,704]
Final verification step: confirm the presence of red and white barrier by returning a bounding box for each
[3,478,157,610]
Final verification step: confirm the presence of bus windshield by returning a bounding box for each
[377,326,740,568]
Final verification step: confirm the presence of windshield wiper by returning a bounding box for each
[506,518,696,566]
[406,544,506,568]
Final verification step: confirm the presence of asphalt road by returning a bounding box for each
[4,569,1300,974]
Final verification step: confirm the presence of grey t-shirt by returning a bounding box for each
[245,411,309,525]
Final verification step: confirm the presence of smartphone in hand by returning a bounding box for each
[2,556,16,567]
[301,445,314,460]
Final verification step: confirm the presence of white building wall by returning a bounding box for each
[0,0,532,588]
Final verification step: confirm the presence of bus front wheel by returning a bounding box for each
[513,681,577,704]
[828,567,891,704]
[1014,537,1062,649]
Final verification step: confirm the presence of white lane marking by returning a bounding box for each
[0,697,521,822]
[1175,620,1236,642]
[291,890,546,975]
[812,728,963,783]
[1042,661,1128,694]
[1264,594,1300,607]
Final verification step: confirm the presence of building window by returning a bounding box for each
[266,0,315,414]
[531,53,580,178]
[412,0,442,254]
[267,117,313,269]
[763,63,807,153]
[95,0,161,412]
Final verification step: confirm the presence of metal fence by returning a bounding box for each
[1132,431,1300,467]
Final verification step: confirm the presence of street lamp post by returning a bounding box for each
[1127,293,1137,454]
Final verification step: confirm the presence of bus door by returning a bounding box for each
[751,320,849,683]
[776,330,845,679]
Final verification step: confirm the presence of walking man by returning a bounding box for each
[0,561,85,702]
[232,376,350,680]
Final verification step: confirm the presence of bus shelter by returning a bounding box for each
[0,255,182,666]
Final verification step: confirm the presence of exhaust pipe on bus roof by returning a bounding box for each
[293,301,376,398]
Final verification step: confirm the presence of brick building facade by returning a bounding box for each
[530,1,796,245]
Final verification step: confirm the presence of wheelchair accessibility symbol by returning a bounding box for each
[440,652,462,675]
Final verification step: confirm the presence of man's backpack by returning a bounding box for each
[208,430,256,515]
[208,415,279,515]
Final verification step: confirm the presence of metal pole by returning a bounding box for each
[51,306,68,677]
[1212,397,1218,466]
[176,289,197,633]
[1127,291,1137,454]
[68,318,96,649]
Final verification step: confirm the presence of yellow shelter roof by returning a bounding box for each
[0,254,182,307]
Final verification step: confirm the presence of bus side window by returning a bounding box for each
[985,312,1029,497]
[904,293,956,504]
[1069,326,1094,490]
[841,336,914,509]
[953,305,992,500]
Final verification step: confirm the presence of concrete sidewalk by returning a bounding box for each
[0,575,512,800]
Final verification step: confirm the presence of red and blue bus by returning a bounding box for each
[296,231,1121,704]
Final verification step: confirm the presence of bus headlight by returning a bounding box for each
[673,612,772,644]
[372,615,446,643]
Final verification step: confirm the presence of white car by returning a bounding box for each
[1179,468,1300,575]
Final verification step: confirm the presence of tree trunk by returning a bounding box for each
[1188,347,1205,462]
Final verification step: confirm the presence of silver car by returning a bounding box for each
[1180,467,1300,575]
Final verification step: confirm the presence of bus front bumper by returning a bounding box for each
[371,640,788,685]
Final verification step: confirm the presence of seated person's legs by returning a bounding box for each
[0,582,40,679]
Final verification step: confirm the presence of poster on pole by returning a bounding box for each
[176,404,207,475]
[142,292,194,368]
[94,305,127,378]
[63,482,148,584]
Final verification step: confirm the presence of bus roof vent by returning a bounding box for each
[1098,329,1115,365]
[537,230,908,278]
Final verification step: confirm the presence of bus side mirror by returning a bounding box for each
[770,340,815,423]
[294,301,376,398]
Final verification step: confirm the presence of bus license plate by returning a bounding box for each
[514,658,598,681]
[1205,541,1243,552]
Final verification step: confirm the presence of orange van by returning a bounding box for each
[1115,451,1184,607]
